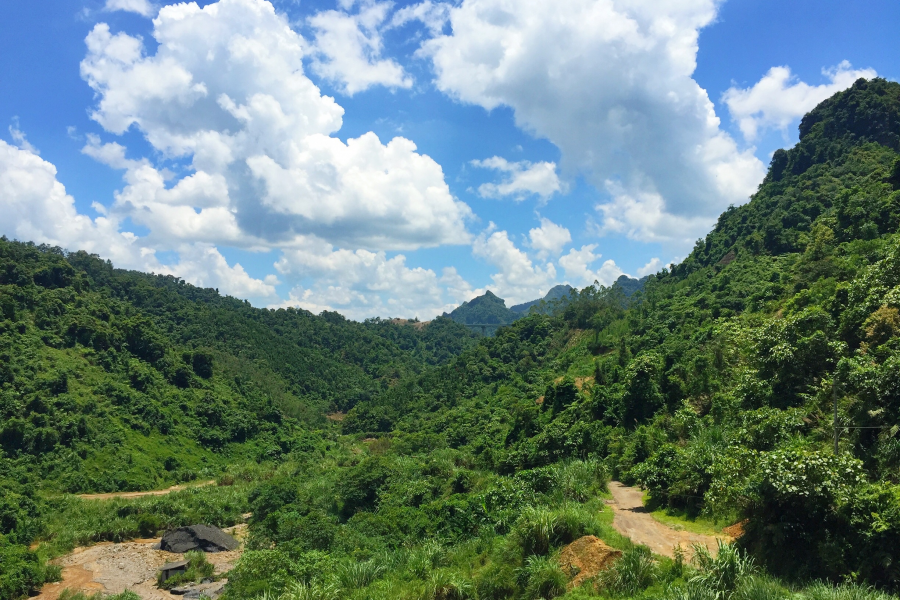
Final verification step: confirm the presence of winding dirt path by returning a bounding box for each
[606,481,731,559]
[76,480,216,500]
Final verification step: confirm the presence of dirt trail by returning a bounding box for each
[77,481,216,500]
[606,481,730,559]
[34,525,246,600]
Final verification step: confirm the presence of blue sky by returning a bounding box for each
[0,0,897,319]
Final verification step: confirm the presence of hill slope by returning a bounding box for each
[343,78,900,585]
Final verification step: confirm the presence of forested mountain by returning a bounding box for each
[5,78,900,600]
[0,241,479,494]
[341,78,900,584]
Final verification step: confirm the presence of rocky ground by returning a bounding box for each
[34,525,246,600]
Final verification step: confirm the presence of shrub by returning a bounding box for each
[427,570,476,600]
[511,503,601,556]
[690,541,756,600]
[157,550,215,590]
[335,559,385,590]
[599,546,658,596]
[800,583,895,600]
[516,555,567,600]
[0,535,60,600]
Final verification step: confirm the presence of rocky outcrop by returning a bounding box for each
[160,525,239,553]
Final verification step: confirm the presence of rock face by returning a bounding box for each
[160,525,239,553]
[558,535,622,589]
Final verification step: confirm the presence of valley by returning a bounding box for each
[3,78,900,599]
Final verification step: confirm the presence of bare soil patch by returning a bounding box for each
[606,481,731,559]
[559,535,622,589]
[34,525,246,600]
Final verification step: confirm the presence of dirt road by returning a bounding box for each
[606,481,730,559]
[77,481,216,500]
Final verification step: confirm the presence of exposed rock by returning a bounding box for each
[558,535,622,589]
[160,525,239,553]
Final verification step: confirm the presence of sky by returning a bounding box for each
[0,0,897,320]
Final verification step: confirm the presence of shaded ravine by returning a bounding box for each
[606,481,731,558]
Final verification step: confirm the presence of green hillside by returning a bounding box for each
[339,78,900,585]
[5,78,900,600]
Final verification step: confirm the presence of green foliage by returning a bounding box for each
[0,534,60,600]
[157,550,215,589]
[599,546,658,596]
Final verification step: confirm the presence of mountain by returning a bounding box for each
[443,290,517,327]
[0,238,479,493]
[509,284,574,314]
[7,79,900,599]
[612,274,649,297]
[343,78,900,585]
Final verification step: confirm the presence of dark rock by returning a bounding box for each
[160,525,239,553]
[170,585,192,595]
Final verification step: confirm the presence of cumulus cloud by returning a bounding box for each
[390,1,451,35]
[421,0,766,249]
[723,61,877,142]
[472,226,555,305]
[309,2,413,95]
[636,257,662,277]
[8,119,38,155]
[80,0,470,252]
[471,157,563,200]
[0,138,275,299]
[558,244,624,287]
[528,218,571,258]
[104,0,156,17]
[271,236,464,319]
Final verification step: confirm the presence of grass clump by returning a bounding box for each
[157,550,215,590]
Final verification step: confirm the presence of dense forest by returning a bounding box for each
[4,78,900,600]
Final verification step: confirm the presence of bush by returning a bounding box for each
[599,546,658,596]
[335,559,385,590]
[516,555,567,600]
[690,541,756,600]
[157,550,215,590]
[0,535,60,600]
[511,503,601,556]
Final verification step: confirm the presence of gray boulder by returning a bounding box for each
[160,525,239,553]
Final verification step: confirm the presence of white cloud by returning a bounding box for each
[164,243,277,299]
[421,0,766,250]
[309,2,413,95]
[528,217,571,258]
[271,236,465,319]
[80,0,470,253]
[390,1,451,35]
[558,244,624,287]
[0,137,278,301]
[8,119,38,155]
[472,226,555,305]
[471,156,563,200]
[723,61,877,142]
[104,0,156,17]
[636,257,661,277]
[594,182,719,247]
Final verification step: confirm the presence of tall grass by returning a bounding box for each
[335,559,386,589]
[599,545,658,596]
[512,502,603,556]
[40,485,248,554]
[690,541,756,600]
[516,555,567,600]
[800,583,896,600]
